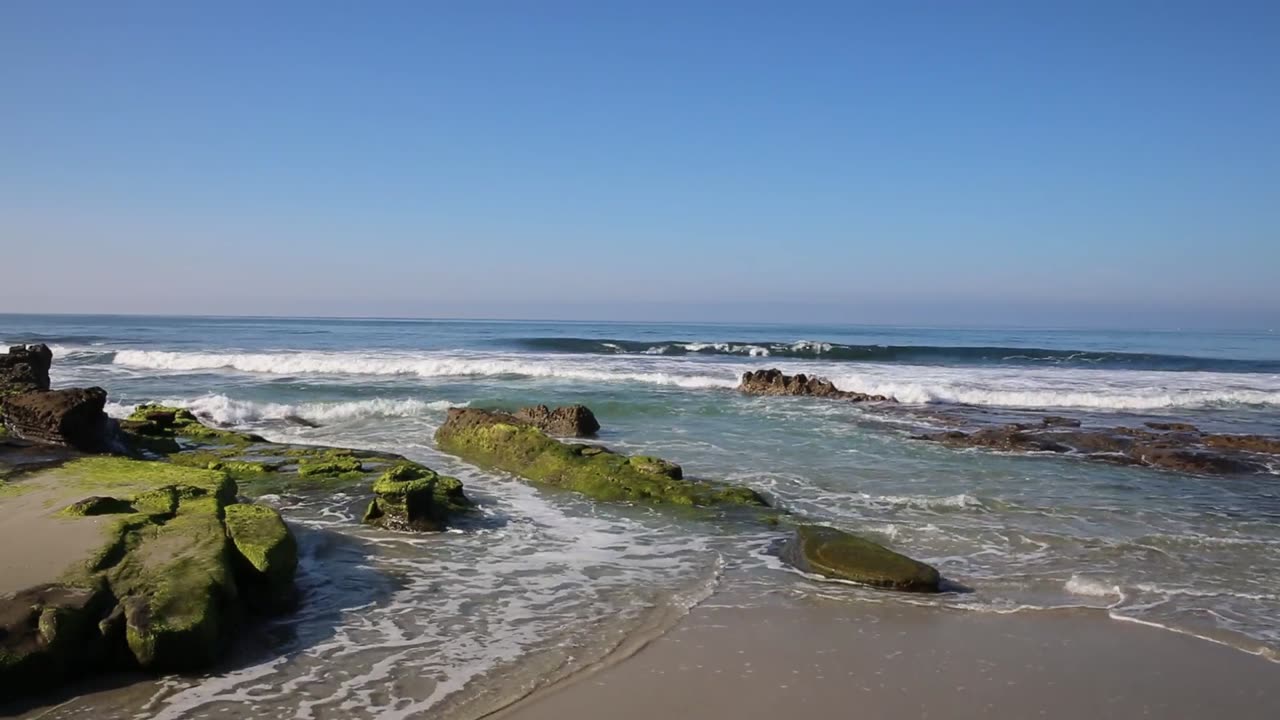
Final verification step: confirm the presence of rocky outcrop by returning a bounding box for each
[0,345,119,453]
[918,423,1278,475]
[0,344,52,395]
[0,387,117,452]
[0,457,299,697]
[739,369,893,402]
[513,404,600,437]
[435,408,768,508]
[362,462,472,532]
[782,524,941,592]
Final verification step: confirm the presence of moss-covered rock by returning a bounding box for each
[362,462,472,532]
[224,503,298,612]
[434,408,767,508]
[297,452,363,477]
[781,524,941,593]
[124,404,263,445]
[0,582,114,700]
[62,495,135,516]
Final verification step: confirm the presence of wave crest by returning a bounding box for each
[106,394,465,426]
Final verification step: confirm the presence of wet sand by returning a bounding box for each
[0,479,114,595]
[499,592,1280,720]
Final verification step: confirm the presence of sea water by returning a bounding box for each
[3,315,1278,718]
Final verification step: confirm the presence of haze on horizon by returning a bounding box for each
[2,2,1277,329]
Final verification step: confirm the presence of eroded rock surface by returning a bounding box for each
[514,404,600,437]
[918,423,1279,475]
[739,369,894,402]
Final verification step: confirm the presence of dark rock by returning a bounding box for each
[1202,433,1280,455]
[0,387,117,452]
[918,421,1277,476]
[1042,415,1082,428]
[1124,446,1264,475]
[0,583,114,699]
[1145,421,1200,433]
[0,344,52,395]
[514,404,600,437]
[781,524,941,592]
[739,369,894,402]
[283,414,322,429]
[63,496,135,516]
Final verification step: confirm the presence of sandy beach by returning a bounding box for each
[501,591,1280,720]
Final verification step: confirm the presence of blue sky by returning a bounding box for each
[2,1,1277,327]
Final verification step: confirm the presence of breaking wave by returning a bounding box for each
[103,350,1280,410]
[111,349,739,389]
[514,337,1280,373]
[105,394,466,426]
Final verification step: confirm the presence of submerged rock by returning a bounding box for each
[918,422,1276,476]
[435,408,767,508]
[0,387,117,452]
[739,369,894,402]
[362,462,472,532]
[514,404,600,437]
[782,524,941,593]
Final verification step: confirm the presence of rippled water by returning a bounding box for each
[4,314,1279,717]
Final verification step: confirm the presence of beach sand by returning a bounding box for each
[499,591,1280,720]
[0,478,114,595]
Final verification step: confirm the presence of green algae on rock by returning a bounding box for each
[363,462,472,532]
[434,408,767,508]
[782,524,941,593]
[123,404,263,446]
[297,452,364,477]
[1,456,302,696]
[224,503,299,612]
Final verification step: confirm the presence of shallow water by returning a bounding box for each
[4,315,1279,717]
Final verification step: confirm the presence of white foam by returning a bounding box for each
[106,394,464,425]
[1065,575,1122,599]
[111,349,740,389]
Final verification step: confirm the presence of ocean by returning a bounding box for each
[3,314,1279,718]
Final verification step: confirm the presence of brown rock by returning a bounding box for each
[0,344,52,395]
[1202,434,1280,455]
[0,387,117,452]
[513,404,600,437]
[739,369,894,402]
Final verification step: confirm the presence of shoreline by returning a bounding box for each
[497,587,1280,720]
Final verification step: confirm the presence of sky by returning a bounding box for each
[1,1,1277,327]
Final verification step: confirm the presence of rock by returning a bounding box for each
[513,404,601,437]
[297,453,363,477]
[123,404,264,444]
[628,455,683,479]
[918,421,1277,476]
[224,503,299,612]
[435,408,767,508]
[1145,421,1200,433]
[1124,446,1263,475]
[362,462,472,532]
[283,414,322,428]
[739,369,893,402]
[0,387,117,451]
[781,524,941,592]
[0,582,113,699]
[0,344,52,394]
[1202,433,1280,455]
[63,496,135,516]
[1041,415,1082,427]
